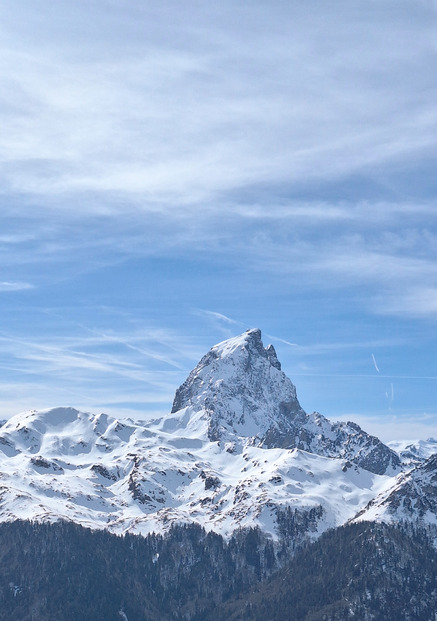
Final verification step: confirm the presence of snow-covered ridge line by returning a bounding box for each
[0,329,435,542]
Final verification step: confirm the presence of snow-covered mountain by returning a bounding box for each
[171,329,400,474]
[0,407,391,541]
[354,452,437,527]
[388,438,437,466]
[0,329,433,544]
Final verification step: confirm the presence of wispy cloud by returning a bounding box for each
[1,1,436,207]
[0,281,33,292]
[0,321,201,418]
[266,335,299,348]
[0,1,436,327]
[195,310,245,338]
[196,309,242,326]
[235,224,437,319]
[376,286,437,318]
[273,339,404,356]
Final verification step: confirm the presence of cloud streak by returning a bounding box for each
[0,281,33,292]
[1,1,437,207]
[0,319,204,418]
[371,354,380,373]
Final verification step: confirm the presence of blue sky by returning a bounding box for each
[1,0,436,441]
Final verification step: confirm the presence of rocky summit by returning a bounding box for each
[171,328,401,474]
[171,328,306,447]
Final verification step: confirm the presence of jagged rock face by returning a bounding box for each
[171,329,400,474]
[172,329,305,447]
[325,420,401,475]
[355,453,437,525]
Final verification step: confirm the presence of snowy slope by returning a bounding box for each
[354,453,437,528]
[0,405,393,540]
[0,329,421,543]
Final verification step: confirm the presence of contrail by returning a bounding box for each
[371,353,380,373]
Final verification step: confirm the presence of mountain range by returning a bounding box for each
[1,328,436,620]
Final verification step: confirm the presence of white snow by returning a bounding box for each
[0,329,433,544]
[0,404,394,541]
[353,456,437,528]
[388,438,437,464]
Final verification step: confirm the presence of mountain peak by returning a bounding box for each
[208,327,263,357]
[169,329,400,474]
[209,328,281,370]
[171,329,304,445]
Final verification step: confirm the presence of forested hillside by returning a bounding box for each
[1,519,437,620]
[211,522,437,621]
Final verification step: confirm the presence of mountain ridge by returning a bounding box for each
[170,328,401,474]
[0,329,434,545]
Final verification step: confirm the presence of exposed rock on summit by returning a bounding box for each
[171,329,401,475]
[171,328,305,447]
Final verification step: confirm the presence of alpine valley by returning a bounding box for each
[1,329,436,620]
